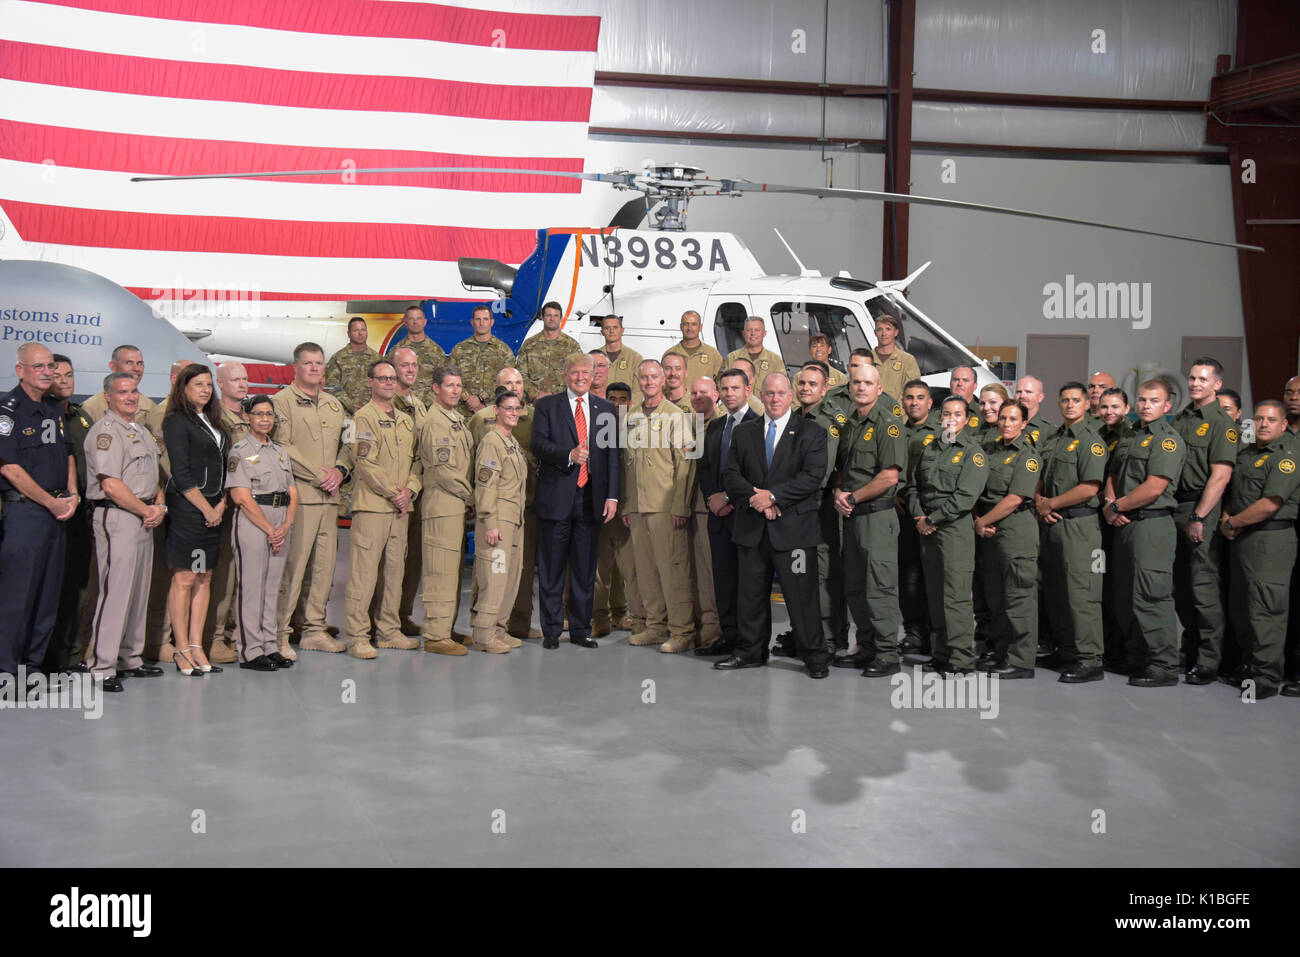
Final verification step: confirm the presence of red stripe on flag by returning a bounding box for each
[1,199,541,262]
[0,119,584,191]
[0,40,593,122]
[38,0,601,51]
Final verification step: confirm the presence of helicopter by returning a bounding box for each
[130,160,1260,394]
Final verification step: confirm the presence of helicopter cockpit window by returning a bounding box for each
[713,301,749,356]
[864,294,969,376]
[768,301,865,375]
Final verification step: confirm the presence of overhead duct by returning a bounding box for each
[458,257,517,295]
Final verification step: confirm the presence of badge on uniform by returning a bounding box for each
[477,466,493,483]
[968,415,979,429]
[452,423,462,432]
[22,427,35,436]
[886,424,900,438]
[1030,429,1040,443]
[357,440,372,458]
[1067,439,1079,452]
[863,426,874,442]
[1026,458,1040,472]
[952,451,964,463]
[759,360,769,370]
[436,448,450,463]
[1090,443,1105,457]
[296,398,313,407]
[328,400,339,412]
[1280,459,1295,474]
[1004,453,1016,464]
[1226,428,1239,443]
[828,426,840,438]
[971,452,985,467]
[1196,422,1210,437]
[923,434,934,446]
[1141,436,1153,447]
[1161,438,1178,453]
[1255,455,1269,467]
[894,405,904,418]
[0,415,15,436]
[96,433,112,450]
[893,360,902,371]
[379,419,393,428]
[228,454,240,471]
[835,413,846,425]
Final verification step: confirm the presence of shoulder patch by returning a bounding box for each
[96,433,112,450]
[1280,459,1296,474]
[1025,457,1040,473]
[227,453,239,471]
[356,440,372,458]
[971,452,985,467]
[477,466,493,483]
[1161,437,1178,453]
[1090,442,1105,457]
[1226,427,1238,443]
[0,415,12,436]
[886,423,900,438]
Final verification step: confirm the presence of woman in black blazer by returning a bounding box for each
[163,363,229,676]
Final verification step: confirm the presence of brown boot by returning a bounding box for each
[376,633,420,650]
[497,630,523,649]
[660,634,697,654]
[452,629,473,646]
[347,640,377,660]
[627,631,666,646]
[424,637,469,656]
[275,636,298,661]
[210,638,238,664]
[473,634,511,654]
[301,633,346,653]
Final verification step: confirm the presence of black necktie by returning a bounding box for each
[719,414,734,483]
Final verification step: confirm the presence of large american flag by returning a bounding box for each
[0,0,600,303]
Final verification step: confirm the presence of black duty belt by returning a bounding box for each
[253,492,290,507]
[1240,518,1294,533]
[850,497,895,517]
[976,501,1034,518]
[91,498,123,510]
[1057,505,1099,519]
[1128,507,1174,522]
[2,488,68,503]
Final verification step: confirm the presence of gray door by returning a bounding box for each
[1180,337,1243,393]
[1025,334,1090,408]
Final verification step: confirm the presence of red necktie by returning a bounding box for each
[575,396,589,488]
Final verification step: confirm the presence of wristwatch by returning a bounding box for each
[1108,500,1122,515]
[1191,512,1207,523]
[1224,518,1235,531]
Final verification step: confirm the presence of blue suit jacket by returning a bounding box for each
[531,391,620,521]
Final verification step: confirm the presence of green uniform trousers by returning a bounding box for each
[981,509,1039,669]
[1114,516,1179,676]
[1229,527,1296,693]
[1173,500,1226,670]
[919,519,976,669]
[1042,515,1103,664]
[843,507,900,663]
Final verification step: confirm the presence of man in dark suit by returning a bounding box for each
[696,368,759,657]
[531,352,621,649]
[721,371,830,678]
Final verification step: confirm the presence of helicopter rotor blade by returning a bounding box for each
[722,180,1263,253]
[130,166,639,186]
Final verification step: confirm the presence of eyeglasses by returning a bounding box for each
[370,375,398,383]
[248,410,276,418]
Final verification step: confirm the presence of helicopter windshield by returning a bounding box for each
[767,300,867,375]
[865,294,971,376]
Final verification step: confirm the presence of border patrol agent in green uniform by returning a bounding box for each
[907,395,988,673]
[898,379,937,658]
[1034,381,1108,682]
[1220,400,1300,699]
[1171,358,1239,683]
[834,363,907,675]
[1104,379,1186,687]
[1096,387,1133,669]
[975,401,1041,677]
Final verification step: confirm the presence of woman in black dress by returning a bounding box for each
[163,364,229,676]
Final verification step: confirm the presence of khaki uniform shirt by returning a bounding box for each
[419,402,474,518]
[602,345,644,388]
[622,399,695,517]
[869,346,920,401]
[325,345,382,415]
[219,403,251,448]
[475,428,527,529]
[394,390,428,430]
[470,403,537,505]
[726,347,785,391]
[351,401,421,514]
[516,331,581,399]
[663,341,724,384]
[82,389,156,425]
[226,435,294,498]
[84,411,162,502]
[270,383,353,505]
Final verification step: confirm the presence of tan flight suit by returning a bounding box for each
[623,399,697,648]
[687,407,721,643]
[726,347,785,392]
[84,411,162,677]
[663,341,724,385]
[418,401,474,646]
[226,435,294,661]
[602,345,644,391]
[393,389,429,629]
[404,336,448,407]
[471,427,527,651]
[207,402,251,655]
[870,346,921,405]
[346,401,422,652]
[470,403,539,637]
[271,383,352,649]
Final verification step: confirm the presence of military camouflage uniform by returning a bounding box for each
[516,331,581,400]
[404,336,448,407]
[449,335,515,417]
[325,345,382,415]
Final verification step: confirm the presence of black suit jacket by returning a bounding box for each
[723,412,827,551]
[698,408,758,534]
[163,410,228,498]
[531,391,620,521]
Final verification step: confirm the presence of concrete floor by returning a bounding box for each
[3,528,1297,868]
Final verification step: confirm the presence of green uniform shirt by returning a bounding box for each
[978,433,1041,510]
[1099,417,1133,456]
[908,427,989,526]
[1227,439,1300,521]
[449,335,515,410]
[1172,400,1239,496]
[904,417,939,492]
[837,400,907,500]
[516,331,580,399]
[1025,413,1056,450]
[823,384,903,424]
[325,345,382,415]
[1041,420,1108,506]
[799,401,843,487]
[62,400,92,494]
[1111,418,1185,508]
